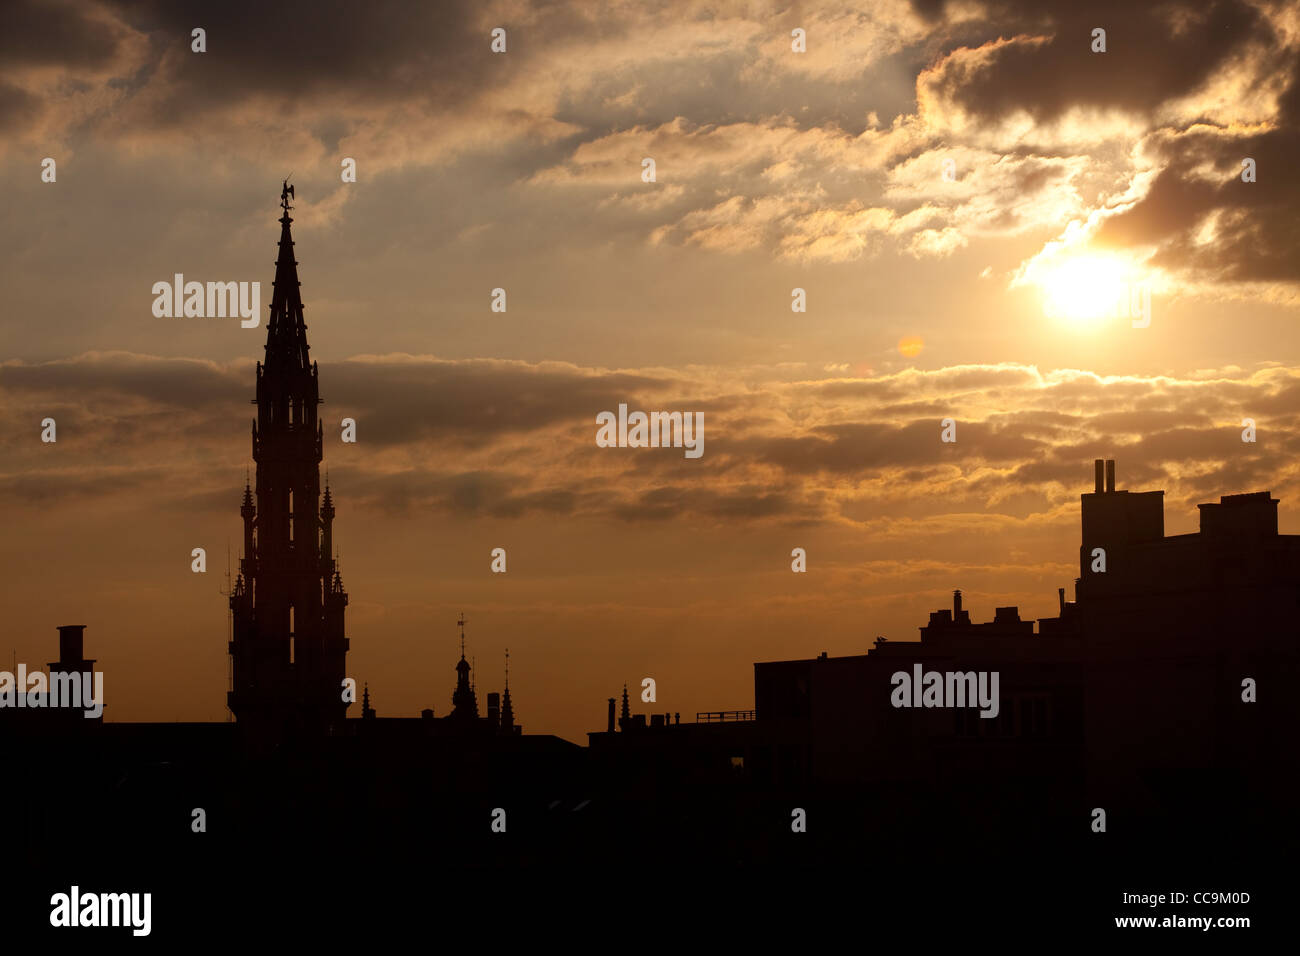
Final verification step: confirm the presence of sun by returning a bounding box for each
[1039,254,1130,326]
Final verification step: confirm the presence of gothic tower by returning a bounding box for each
[228,184,350,739]
[450,614,478,723]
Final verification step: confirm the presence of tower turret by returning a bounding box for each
[450,614,478,721]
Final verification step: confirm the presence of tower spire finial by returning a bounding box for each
[457,612,467,659]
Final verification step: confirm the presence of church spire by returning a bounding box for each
[500,647,515,734]
[266,179,310,372]
[228,184,349,743]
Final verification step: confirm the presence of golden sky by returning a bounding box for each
[2,0,1299,742]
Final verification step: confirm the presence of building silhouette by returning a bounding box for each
[590,459,1297,838]
[227,183,350,741]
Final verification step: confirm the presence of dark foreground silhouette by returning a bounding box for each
[3,195,1290,938]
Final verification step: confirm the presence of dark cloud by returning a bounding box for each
[609,484,798,523]
[4,352,1300,529]
[749,419,1047,475]
[934,0,1273,123]
[0,0,126,69]
[1095,83,1300,281]
[0,352,246,408]
[0,80,38,133]
[327,360,669,448]
[104,0,485,116]
[342,467,585,519]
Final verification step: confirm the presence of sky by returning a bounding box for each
[1,0,1298,743]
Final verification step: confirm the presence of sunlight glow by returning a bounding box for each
[1040,254,1131,326]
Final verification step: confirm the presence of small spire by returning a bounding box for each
[500,649,515,732]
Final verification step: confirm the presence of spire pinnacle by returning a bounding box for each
[266,182,309,371]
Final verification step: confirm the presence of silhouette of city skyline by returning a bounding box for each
[4,190,1292,938]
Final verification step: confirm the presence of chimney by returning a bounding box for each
[1058,587,1065,614]
[953,589,962,615]
[57,625,86,666]
[1093,459,1104,494]
[607,697,616,734]
[1105,459,1115,493]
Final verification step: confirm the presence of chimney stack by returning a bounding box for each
[57,625,86,666]
[1058,587,1065,613]
[1093,459,1104,494]
[1105,459,1116,493]
[607,697,616,734]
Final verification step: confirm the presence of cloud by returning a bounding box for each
[5,352,1300,531]
[2,0,1296,291]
